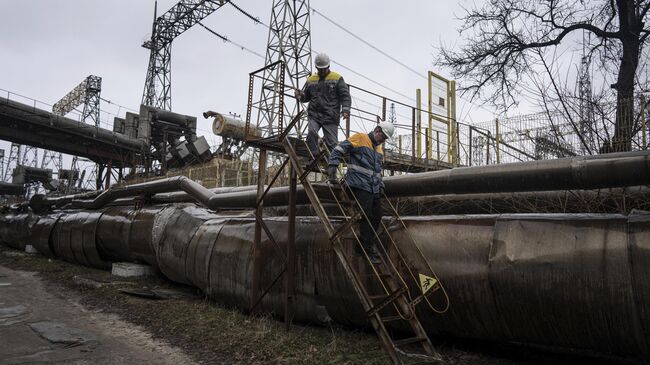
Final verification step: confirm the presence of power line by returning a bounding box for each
[99,96,138,113]
[197,21,266,59]
[310,7,497,118]
[224,2,419,102]
[226,0,266,27]
[221,3,497,121]
[311,7,426,81]
[324,55,415,103]
[198,11,414,103]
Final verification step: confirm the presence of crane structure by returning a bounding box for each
[141,0,227,110]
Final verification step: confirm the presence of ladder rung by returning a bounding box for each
[366,286,408,317]
[361,272,391,278]
[381,315,404,323]
[320,198,351,204]
[393,336,428,347]
[328,214,361,243]
[368,293,388,300]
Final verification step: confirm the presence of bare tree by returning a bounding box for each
[439,0,649,152]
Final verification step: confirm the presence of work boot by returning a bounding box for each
[365,245,382,264]
[352,243,380,264]
[305,151,326,173]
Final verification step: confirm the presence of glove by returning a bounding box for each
[327,166,338,184]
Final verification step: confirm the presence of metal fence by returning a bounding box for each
[466,94,649,166]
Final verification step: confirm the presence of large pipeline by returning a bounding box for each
[30,150,650,212]
[2,206,650,360]
[382,149,650,197]
[395,186,650,215]
[0,96,145,152]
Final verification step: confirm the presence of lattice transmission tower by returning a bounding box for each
[52,75,102,190]
[142,0,227,110]
[3,141,38,182]
[577,30,595,155]
[256,0,312,134]
[3,144,21,182]
[388,102,396,123]
[0,149,4,181]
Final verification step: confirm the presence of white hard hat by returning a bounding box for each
[378,121,395,139]
[314,53,330,69]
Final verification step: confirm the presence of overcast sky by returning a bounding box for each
[0,0,497,174]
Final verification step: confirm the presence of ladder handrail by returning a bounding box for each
[382,196,451,313]
[287,137,412,319]
[301,138,419,320]
[279,120,441,363]
[320,141,448,313]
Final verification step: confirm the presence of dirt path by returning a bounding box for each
[0,264,195,365]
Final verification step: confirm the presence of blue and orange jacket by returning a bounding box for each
[328,132,384,194]
[299,71,351,125]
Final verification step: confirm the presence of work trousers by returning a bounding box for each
[306,118,338,157]
[350,187,382,250]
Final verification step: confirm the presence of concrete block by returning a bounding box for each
[24,245,38,254]
[111,262,155,278]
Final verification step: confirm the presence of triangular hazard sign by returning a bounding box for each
[419,273,437,295]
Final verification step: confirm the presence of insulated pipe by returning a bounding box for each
[30,191,102,213]
[383,151,650,197]
[141,105,196,127]
[32,151,650,211]
[178,151,650,208]
[151,185,258,203]
[70,176,211,210]
[398,186,650,215]
[10,206,650,359]
[0,97,145,151]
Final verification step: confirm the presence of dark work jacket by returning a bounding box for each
[299,71,351,125]
[328,132,384,194]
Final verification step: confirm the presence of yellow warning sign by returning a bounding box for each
[419,273,437,295]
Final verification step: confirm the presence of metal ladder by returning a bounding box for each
[282,136,444,364]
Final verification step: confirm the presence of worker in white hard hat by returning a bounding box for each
[326,121,395,263]
[294,53,351,158]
